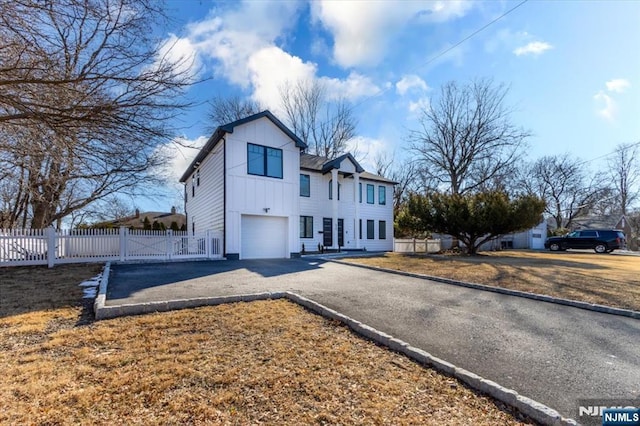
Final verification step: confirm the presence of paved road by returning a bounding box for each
[107,258,640,420]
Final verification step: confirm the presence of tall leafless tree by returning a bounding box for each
[519,154,608,230]
[608,142,640,215]
[408,79,529,195]
[206,95,262,130]
[0,0,195,228]
[280,79,357,159]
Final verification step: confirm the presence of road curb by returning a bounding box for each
[331,259,640,320]
[94,275,577,425]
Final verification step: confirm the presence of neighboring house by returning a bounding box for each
[179,110,395,260]
[433,220,547,252]
[91,207,186,230]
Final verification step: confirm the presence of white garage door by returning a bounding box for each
[241,215,288,259]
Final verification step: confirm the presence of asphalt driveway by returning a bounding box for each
[107,258,640,420]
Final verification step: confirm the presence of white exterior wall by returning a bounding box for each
[224,117,300,258]
[184,139,224,234]
[358,178,394,251]
[299,168,393,252]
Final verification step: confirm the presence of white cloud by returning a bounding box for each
[396,75,429,95]
[594,90,616,121]
[156,136,208,187]
[605,78,630,93]
[346,136,390,172]
[593,78,631,121]
[247,46,317,112]
[162,1,382,115]
[408,97,430,113]
[151,34,200,82]
[311,0,474,67]
[322,72,381,101]
[513,41,553,56]
[178,1,301,87]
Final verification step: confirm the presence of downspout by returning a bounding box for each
[222,136,227,257]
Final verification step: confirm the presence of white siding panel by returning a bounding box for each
[225,117,301,256]
[184,140,224,234]
[241,215,287,259]
[299,171,393,252]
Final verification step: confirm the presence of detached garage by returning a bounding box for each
[241,215,288,259]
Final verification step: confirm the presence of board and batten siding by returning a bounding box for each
[185,139,224,234]
[224,117,301,258]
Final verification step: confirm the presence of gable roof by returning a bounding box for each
[321,153,365,174]
[572,214,628,230]
[180,110,306,183]
[300,153,397,184]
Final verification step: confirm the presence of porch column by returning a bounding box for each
[331,168,339,249]
[354,172,360,249]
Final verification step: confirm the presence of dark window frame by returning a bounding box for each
[367,219,375,239]
[300,216,313,238]
[359,182,362,203]
[300,174,310,197]
[378,186,386,205]
[366,184,374,204]
[359,219,362,239]
[247,143,283,179]
[379,220,386,240]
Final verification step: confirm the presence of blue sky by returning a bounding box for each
[148,0,640,212]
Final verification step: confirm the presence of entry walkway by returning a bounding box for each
[106,258,640,420]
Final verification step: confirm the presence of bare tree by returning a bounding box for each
[0,0,194,228]
[408,79,529,195]
[206,95,262,130]
[280,79,357,159]
[608,142,640,215]
[519,154,608,229]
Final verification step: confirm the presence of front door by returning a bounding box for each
[323,218,332,247]
[338,219,344,247]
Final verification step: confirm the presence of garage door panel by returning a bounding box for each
[241,215,287,259]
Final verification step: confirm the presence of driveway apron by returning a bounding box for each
[106,258,640,419]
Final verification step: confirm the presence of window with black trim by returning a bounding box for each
[300,174,310,197]
[196,169,200,186]
[367,184,374,204]
[300,216,313,238]
[359,219,362,239]
[247,143,283,178]
[359,182,362,203]
[378,186,386,205]
[367,219,374,239]
[191,176,195,198]
[379,220,386,239]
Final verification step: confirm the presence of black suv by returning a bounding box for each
[544,229,626,253]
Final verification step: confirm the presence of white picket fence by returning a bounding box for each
[0,228,223,267]
[394,238,442,254]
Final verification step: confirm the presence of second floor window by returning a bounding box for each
[300,174,310,197]
[367,184,374,204]
[247,143,283,178]
[378,186,386,205]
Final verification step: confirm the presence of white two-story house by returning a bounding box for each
[180,110,395,259]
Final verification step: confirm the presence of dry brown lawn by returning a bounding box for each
[344,250,640,312]
[0,264,534,425]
